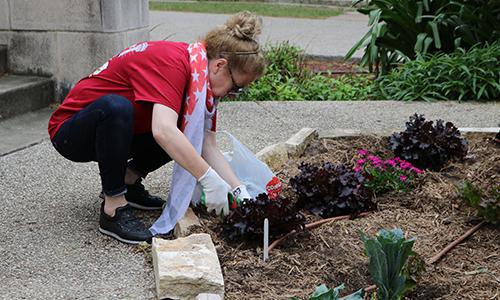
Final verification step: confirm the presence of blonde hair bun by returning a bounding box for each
[225,11,262,41]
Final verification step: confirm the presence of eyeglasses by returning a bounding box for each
[227,66,245,95]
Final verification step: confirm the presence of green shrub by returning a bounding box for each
[235,42,375,101]
[346,0,500,75]
[374,42,500,101]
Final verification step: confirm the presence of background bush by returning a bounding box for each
[235,42,375,101]
[347,0,500,75]
[375,41,500,101]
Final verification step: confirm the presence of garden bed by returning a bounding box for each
[302,57,367,77]
[192,132,499,299]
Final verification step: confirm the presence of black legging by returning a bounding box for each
[51,94,172,196]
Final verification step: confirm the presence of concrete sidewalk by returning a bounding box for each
[1,101,499,299]
[149,10,368,58]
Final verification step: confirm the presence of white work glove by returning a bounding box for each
[198,167,231,216]
[228,185,252,209]
[232,185,251,202]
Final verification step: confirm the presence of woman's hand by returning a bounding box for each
[197,167,231,215]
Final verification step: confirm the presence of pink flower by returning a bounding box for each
[354,166,361,172]
[400,161,411,170]
[367,155,382,166]
[399,175,408,181]
[357,159,366,165]
[412,167,423,174]
[358,149,369,156]
[386,159,396,167]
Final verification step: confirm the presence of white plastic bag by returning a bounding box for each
[191,131,282,206]
[221,131,282,199]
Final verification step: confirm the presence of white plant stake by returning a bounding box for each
[263,218,269,262]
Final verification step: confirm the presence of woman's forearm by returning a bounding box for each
[152,104,209,180]
[154,128,210,180]
[202,145,240,189]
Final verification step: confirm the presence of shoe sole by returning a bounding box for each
[127,202,164,211]
[98,227,148,245]
[99,193,164,211]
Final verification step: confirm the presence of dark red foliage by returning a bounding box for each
[389,114,468,171]
[289,162,375,218]
[223,193,306,241]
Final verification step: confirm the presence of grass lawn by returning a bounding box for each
[149,1,343,19]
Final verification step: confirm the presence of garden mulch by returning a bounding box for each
[302,58,369,78]
[188,132,499,300]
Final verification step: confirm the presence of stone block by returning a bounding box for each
[10,0,102,31]
[196,294,223,300]
[0,44,6,75]
[0,32,10,46]
[152,234,225,300]
[256,142,289,171]
[56,31,126,84]
[125,28,150,46]
[285,127,318,158]
[458,127,500,133]
[174,207,201,238]
[0,75,54,120]
[101,0,149,32]
[319,128,364,139]
[140,0,150,29]
[0,0,10,30]
[9,31,58,77]
[10,0,148,32]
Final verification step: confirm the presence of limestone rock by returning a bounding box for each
[174,207,201,238]
[285,127,318,158]
[196,294,222,300]
[152,234,224,300]
[256,142,289,171]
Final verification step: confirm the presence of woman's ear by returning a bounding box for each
[213,58,228,74]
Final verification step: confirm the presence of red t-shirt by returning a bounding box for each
[48,41,216,139]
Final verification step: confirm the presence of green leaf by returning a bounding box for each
[422,0,429,12]
[414,33,427,54]
[340,289,364,300]
[311,284,333,298]
[361,229,416,300]
[293,283,365,300]
[423,36,433,54]
[429,21,442,49]
[415,2,423,23]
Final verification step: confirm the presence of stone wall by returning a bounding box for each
[0,0,150,101]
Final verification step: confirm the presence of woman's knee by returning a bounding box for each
[96,94,133,125]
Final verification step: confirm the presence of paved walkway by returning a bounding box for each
[1,9,499,300]
[1,101,499,299]
[149,10,368,58]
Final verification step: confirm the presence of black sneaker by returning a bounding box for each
[99,179,166,210]
[99,204,153,244]
[125,179,166,210]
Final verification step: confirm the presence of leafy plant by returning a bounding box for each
[290,283,364,300]
[389,114,468,171]
[460,181,500,224]
[346,0,500,75]
[290,162,376,218]
[355,149,423,195]
[223,193,305,241]
[330,75,375,101]
[360,228,416,300]
[234,42,375,101]
[375,41,500,101]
